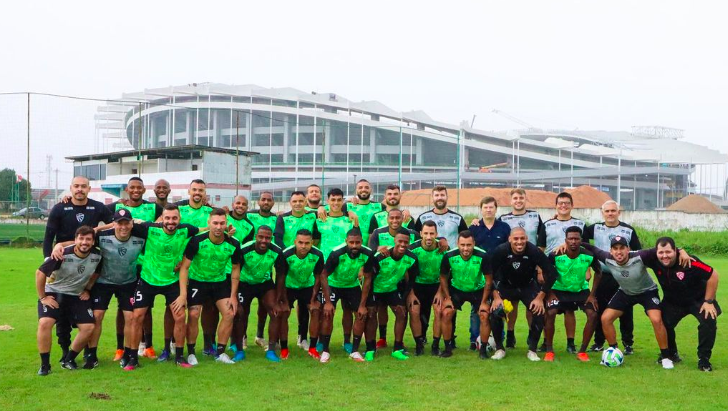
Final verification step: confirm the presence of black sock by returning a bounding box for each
[175,347,184,361]
[352,336,362,352]
[40,352,50,367]
[444,339,453,351]
[415,336,425,347]
[567,338,575,347]
[144,332,153,349]
[394,341,404,351]
[660,348,671,359]
[203,333,213,350]
[164,338,171,352]
[88,347,98,360]
[187,343,196,356]
[507,330,515,339]
[379,325,387,340]
[83,346,91,358]
[67,349,80,362]
[256,317,265,339]
[129,348,139,362]
[217,344,226,356]
[432,337,441,348]
[365,340,376,352]
[344,333,351,344]
[123,347,131,361]
[280,339,288,350]
[321,335,331,352]
[116,333,124,350]
[310,337,318,348]
[610,343,618,349]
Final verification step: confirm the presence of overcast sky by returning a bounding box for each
[2,0,727,188]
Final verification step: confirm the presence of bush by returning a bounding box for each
[637,228,728,256]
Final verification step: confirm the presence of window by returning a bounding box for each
[192,165,198,171]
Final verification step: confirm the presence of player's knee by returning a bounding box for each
[443,308,454,319]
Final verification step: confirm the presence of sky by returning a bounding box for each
[1,0,727,188]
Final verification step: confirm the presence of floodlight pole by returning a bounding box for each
[26,93,31,237]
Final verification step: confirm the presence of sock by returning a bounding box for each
[394,341,404,351]
[507,330,515,339]
[217,344,226,356]
[268,341,276,352]
[546,344,554,352]
[144,332,153,348]
[203,333,213,350]
[321,335,332,353]
[432,337,441,348]
[164,338,171,352]
[116,333,124,350]
[67,349,80,362]
[567,338,575,347]
[379,325,387,340]
[310,337,318,349]
[129,348,139,362]
[123,347,131,361]
[280,339,288,350]
[88,347,98,361]
[40,352,50,367]
[344,333,351,344]
[660,348,671,359]
[444,339,453,351]
[415,335,425,348]
[610,343,618,349]
[83,346,91,358]
[256,318,265,339]
[365,340,376,352]
[352,336,362,352]
[187,343,196,356]
[175,346,184,361]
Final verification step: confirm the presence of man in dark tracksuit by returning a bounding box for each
[646,237,720,372]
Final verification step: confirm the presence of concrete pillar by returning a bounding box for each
[212,109,219,147]
[246,111,253,151]
[415,136,423,165]
[369,128,376,164]
[283,116,290,161]
[324,123,332,163]
[187,111,194,145]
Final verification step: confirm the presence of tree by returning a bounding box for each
[0,168,31,203]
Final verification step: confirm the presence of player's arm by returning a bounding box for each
[537,223,547,252]
[406,259,420,303]
[274,256,288,304]
[35,269,59,308]
[173,257,191,314]
[587,258,602,310]
[701,267,719,319]
[439,256,452,302]
[80,272,100,301]
[312,221,322,247]
[50,240,75,261]
[359,266,374,320]
[42,207,61,258]
[629,227,642,250]
[273,215,285,247]
[580,242,610,263]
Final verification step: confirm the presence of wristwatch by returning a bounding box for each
[704,299,715,304]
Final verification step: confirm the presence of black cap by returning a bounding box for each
[610,236,628,248]
[114,208,132,222]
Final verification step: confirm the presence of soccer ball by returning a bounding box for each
[475,336,496,353]
[600,347,624,367]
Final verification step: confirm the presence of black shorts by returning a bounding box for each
[497,280,542,310]
[238,280,275,307]
[325,286,362,311]
[449,286,483,310]
[133,280,180,309]
[188,278,231,306]
[547,289,594,313]
[368,290,405,307]
[91,282,136,311]
[286,286,314,308]
[608,288,661,312]
[38,292,95,324]
[412,283,439,308]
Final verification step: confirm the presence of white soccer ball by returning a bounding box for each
[600,347,624,367]
[476,335,496,352]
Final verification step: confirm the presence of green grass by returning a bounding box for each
[0,223,45,241]
[0,248,724,411]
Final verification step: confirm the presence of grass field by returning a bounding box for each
[0,223,45,241]
[0,248,724,411]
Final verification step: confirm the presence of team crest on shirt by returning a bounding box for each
[651,297,660,305]
[164,245,172,253]
[78,265,86,274]
[676,272,685,280]
[437,220,445,227]
[76,213,85,222]
[118,247,127,257]
[620,270,629,278]
[512,262,521,269]
[518,221,525,228]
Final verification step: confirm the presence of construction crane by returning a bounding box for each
[491,109,539,132]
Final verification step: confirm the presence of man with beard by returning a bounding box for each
[245,191,278,350]
[368,185,415,233]
[319,229,375,363]
[44,176,113,362]
[369,209,419,252]
[583,200,640,355]
[305,184,323,211]
[36,226,102,375]
[124,204,200,370]
[153,179,171,208]
[646,237,720,371]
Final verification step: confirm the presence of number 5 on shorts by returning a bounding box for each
[135,291,143,302]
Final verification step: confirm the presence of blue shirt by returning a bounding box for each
[469,219,510,253]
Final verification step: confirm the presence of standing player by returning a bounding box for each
[468,196,510,350]
[537,192,585,353]
[226,195,255,358]
[583,200,640,354]
[346,179,386,248]
[319,230,376,363]
[87,209,146,369]
[544,226,602,362]
[368,184,415,233]
[36,226,102,375]
[45,176,113,362]
[359,230,419,360]
[180,208,241,365]
[305,184,323,211]
[276,229,325,359]
[494,188,544,348]
[409,221,447,355]
[274,191,320,249]
[439,231,493,359]
[124,204,200,370]
[153,179,171,208]
[580,237,691,369]
[489,227,557,362]
[237,226,287,362]
[646,237,720,371]
[316,188,355,260]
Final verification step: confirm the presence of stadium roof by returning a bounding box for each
[66,144,258,162]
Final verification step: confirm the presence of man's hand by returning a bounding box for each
[323,302,335,318]
[348,212,359,226]
[406,291,419,308]
[227,224,236,236]
[490,295,503,313]
[310,299,322,312]
[437,238,449,254]
[228,297,237,316]
[51,243,66,261]
[356,305,368,320]
[433,293,443,309]
[402,210,411,223]
[40,295,59,309]
[700,301,718,320]
[377,246,390,257]
[678,249,694,268]
[317,206,328,222]
[529,296,545,316]
[79,290,91,301]
[553,243,568,255]
[471,218,480,226]
[586,294,598,311]
[170,296,186,314]
[61,196,72,204]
